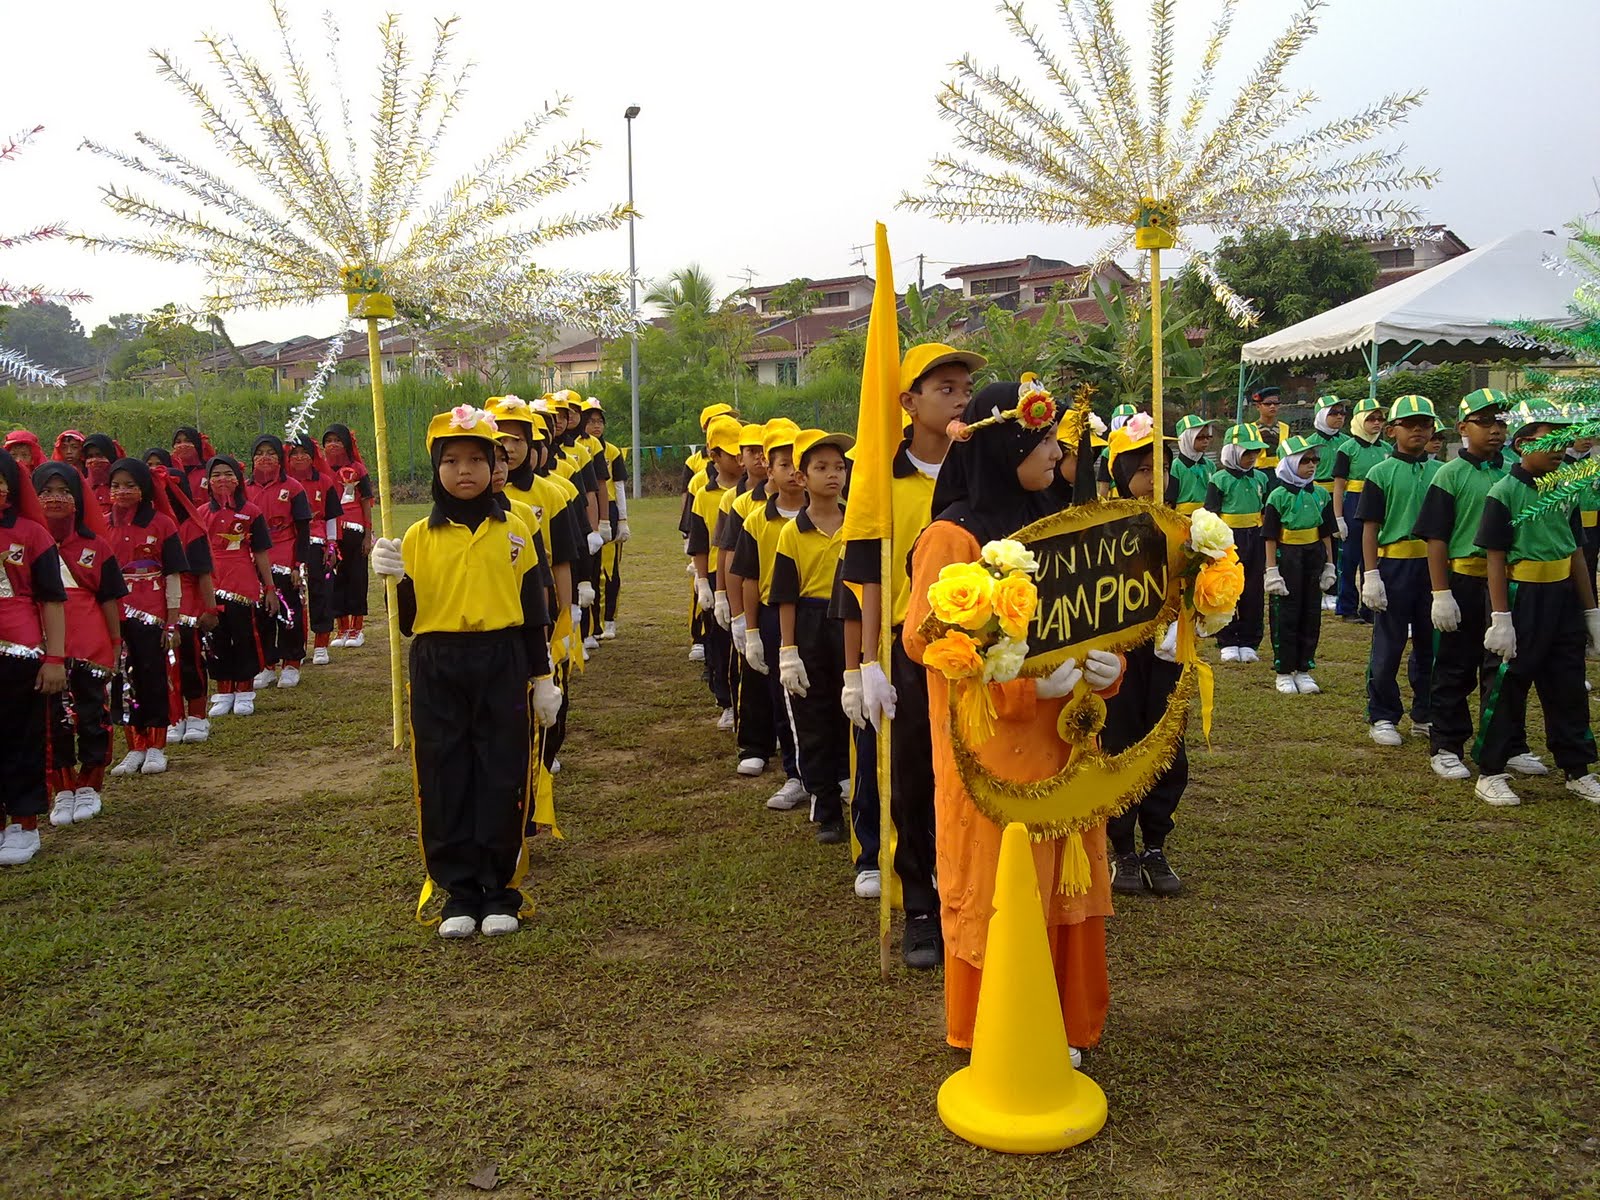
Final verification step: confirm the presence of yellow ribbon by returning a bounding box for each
[1177,608,1214,748]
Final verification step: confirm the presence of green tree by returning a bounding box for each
[965,299,1065,383]
[644,264,720,367]
[1178,227,1378,355]
[0,301,90,369]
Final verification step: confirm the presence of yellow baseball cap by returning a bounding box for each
[899,343,987,394]
[426,405,502,450]
[738,423,767,448]
[763,423,799,455]
[700,403,736,430]
[706,416,743,456]
[794,429,855,464]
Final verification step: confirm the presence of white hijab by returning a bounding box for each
[1177,427,1208,461]
[1275,449,1314,490]
[1313,406,1344,437]
[1219,442,1249,471]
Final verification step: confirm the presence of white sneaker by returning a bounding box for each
[1475,773,1520,806]
[330,633,348,648]
[166,719,187,742]
[1070,1047,1083,1070]
[1369,721,1403,747]
[737,756,766,776]
[583,635,599,652]
[0,826,41,866]
[312,647,330,666]
[1564,774,1600,803]
[234,691,257,716]
[853,869,882,899]
[1430,751,1471,781]
[1322,594,1337,611]
[1506,752,1549,776]
[550,758,562,775]
[1293,672,1320,694]
[140,747,168,774]
[208,693,235,717]
[689,644,705,662]
[50,791,76,826]
[437,915,477,939]
[1274,673,1298,694]
[346,631,365,648]
[601,621,617,641]
[480,913,519,936]
[1220,646,1240,663]
[767,777,808,811]
[183,718,210,743]
[716,707,735,731]
[73,787,102,821]
[278,666,301,688]
[1239,648,1260,663]
[110,750,146,776]
[253,668,278,690]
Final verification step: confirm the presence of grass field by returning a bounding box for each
[3,496,1598,1199]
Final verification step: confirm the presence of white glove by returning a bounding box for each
[371,537,404,579]
[532,676,562,727]
[1263,566,1289,597]
[1431,589,1461,633]
[577,581,596,608]
[841,668,866,727]
[598,520,613,542]
[713,591,732,629]
[695,576,714,611]
[744,629,768,674]
[1586,607,1600,658]
[686,560,697,577]
[1036,657,1083,699]
[861,660,897,729]
[616,520,631,544]
[1335,515,1348,540]
[587,530,604,555]
[1360,570,1388,613]
[569,604,582,633]
[1083,648,1122,691]
[1484,610,1516,660]
[778,645,809,696]
[730,613,747,648]
[1319,562,1337,592]
[1154,622,1179,663]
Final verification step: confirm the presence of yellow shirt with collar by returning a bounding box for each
[400,511,535,633]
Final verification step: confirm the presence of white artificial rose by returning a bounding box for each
[980,538,1040,576]
[982,636,1029,683]
[1188,508,1236,560]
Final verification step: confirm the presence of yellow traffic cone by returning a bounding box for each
[937,822,1107,1153]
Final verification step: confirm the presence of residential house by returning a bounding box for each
[1359,226,1471,290]
[744,275,875,318]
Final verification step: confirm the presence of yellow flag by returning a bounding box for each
[840,224,900,543]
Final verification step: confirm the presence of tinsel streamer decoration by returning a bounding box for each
[284,330,349,442]
[1,126,91,387]
[899,0,1438,326]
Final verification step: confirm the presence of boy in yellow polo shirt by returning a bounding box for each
[688,416,746,726]
[371,407,561,939]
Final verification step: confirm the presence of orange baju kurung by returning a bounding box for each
[904,520,1114,1050]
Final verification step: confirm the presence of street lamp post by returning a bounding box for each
[625,105,641,501]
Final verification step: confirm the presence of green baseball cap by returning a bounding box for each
[1387,394,1437,423]
[1281,434,1320,458]
[1313,394,1347,413]
[1458,388,1508,421]
[1111,403,1138,419]
[1352,397,1384,417]
[1174,414,1217,435]
[1222,424,1269,451]
[1506,396,1569,441]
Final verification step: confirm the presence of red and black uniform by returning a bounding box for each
[0,454,67,827]
[105,458,186,749]
[171,426,215,501]
[82,434,123,522]
[146,458,214,722]
[288,435,346,649]
[246,435,313,668]
[323,424,373,637]
[33,463,126,794]
[203,457,273,688]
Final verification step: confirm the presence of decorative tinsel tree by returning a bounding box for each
[77,3,636,745]
[900,0,1437,480]
[1,127,89,387]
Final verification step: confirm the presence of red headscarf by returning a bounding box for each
[146,463,191,524]
[0,451,48,527]
[52,428,86,464]
[3,429,44,469]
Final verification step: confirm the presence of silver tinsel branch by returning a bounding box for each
[284,330,350,442]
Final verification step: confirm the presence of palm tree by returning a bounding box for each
[644,265,720,360]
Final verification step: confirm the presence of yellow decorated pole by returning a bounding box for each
[343,268,405,749]
[878,540,894,981]
[1136,200,1177,499]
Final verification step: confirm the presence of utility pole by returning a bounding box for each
[624,105,641,501]
[917,253,925,292]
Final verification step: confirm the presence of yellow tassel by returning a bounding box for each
[1056,831,1092,897]
[956,679,998,745]
[415,877,436,925]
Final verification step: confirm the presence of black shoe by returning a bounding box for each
[1111,850,1147,895]
[902,912,943,970]
[816,820,846,845]
[1141,848,1183,896]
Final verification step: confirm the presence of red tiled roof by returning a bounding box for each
[747,275,872,296]
[552,338,603,363]
[944,256,1066,279]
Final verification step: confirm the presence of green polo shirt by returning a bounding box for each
[1263,482,1333,536]
[1358,452,1432,546]
[1308,429,1342,484]
[1203,467,1264,516]
[1411,450,1507,562]
[1166,454,1212,508]
[1476,465,1582,567]
[1332,436,1390,485]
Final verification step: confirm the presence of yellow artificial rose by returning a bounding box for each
[980,537,1039,575]
[927,562,996,631]
[1194,547,1245,613]
[924,630,986,679]
[990,573,1039,640]
[1188,508,1236,560]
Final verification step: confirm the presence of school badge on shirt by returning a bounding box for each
[5,543,22,565]
[508,534,525,565]
[78,548,97,567]
[279,488,291,502]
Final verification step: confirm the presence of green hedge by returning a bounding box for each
[1313,363,1470,408]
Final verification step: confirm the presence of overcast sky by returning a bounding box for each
[7,0,1599,345]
